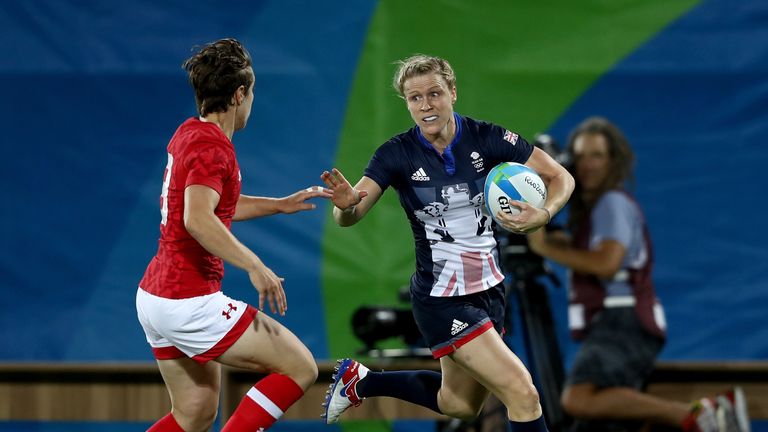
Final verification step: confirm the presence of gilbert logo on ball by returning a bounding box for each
[484,162,547,223]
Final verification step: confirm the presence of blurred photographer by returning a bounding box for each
[526,117,748,432]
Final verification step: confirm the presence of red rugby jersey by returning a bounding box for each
[139,118,241,299]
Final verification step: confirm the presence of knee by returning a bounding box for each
[301,357,319,388]
[437,388,484,420]
[284,351,318,391]
[514,383,542,413]
[499,382,542,421]
[173,396,218,430]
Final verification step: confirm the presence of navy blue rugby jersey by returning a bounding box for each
[364,113,534,297]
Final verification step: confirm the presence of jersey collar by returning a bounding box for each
[415,112,462,175]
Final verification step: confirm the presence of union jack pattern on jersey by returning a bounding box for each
[364,114,533,297]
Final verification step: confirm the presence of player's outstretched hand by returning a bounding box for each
[320,168,367,210]
[494,200,549,234]
[278,186,332,214]
[248,263,287,316]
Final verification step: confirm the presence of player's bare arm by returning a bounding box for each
[184,184,287,315]
[524,147,574,218]
[320,169,382,227]
[233,186,332,221]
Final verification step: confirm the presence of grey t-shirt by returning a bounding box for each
[590,191,649,297]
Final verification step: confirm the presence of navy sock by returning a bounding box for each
[510,415,549,431]
[356,370,442,413]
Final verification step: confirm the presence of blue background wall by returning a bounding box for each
[1,0,766,368]
[0,0,376,361]
[548,0,768,360]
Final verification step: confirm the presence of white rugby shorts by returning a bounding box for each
[136,288,257,363]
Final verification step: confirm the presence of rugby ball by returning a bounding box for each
[484,162,547,222]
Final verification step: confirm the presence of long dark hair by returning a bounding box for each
[182,38,254,116]
[566,116,635,231]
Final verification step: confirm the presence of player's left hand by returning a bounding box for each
[248,262,287,316]
[495,200,549,234]
[278,186,333,214]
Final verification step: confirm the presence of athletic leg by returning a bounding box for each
[325,283,541,425]
[343,353,490,418]
[217,310,318,431]
[356,366,444,413]
[325,331,538,425]
[322,355,487,424]
[435,354,490,419]
[151,357,221,432]
[447,328,545,424]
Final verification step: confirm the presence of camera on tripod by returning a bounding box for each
[350,286,431,358]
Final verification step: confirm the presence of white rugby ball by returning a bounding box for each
[484,162,547,222]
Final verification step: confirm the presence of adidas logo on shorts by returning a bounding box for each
[411,167,430,181]
[450,319,468,335]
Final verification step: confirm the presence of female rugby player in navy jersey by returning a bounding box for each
[321,54,574,431]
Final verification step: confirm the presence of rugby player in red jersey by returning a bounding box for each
[137,38,330,432]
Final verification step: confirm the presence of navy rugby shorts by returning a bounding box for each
[411,283,506,358]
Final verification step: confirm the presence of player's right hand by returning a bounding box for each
[494,200,548,234]
[248,264,287,316]
[320,168,368,210]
